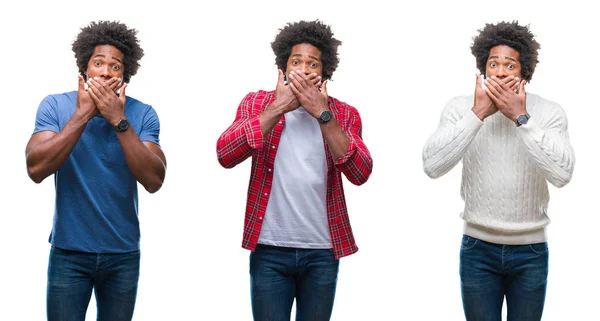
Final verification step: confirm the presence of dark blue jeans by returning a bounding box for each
[460,235,549,321]
[47,246,140,321]
[250,244,340,321]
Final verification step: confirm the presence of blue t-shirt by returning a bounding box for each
[33,91,160,253]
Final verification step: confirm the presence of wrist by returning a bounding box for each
[510,109,528,122]
[264,102,285,118]
[471,105,488,121]
[109,113,127,127]
[73,110,94,124]
[115,118,130,132]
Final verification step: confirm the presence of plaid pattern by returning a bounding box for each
[217,90,373,259]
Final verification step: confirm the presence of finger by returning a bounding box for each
[278,69,285,86]
[484,87,500,105]
[501,75,515,84]
[93,77,113,95]
[506,77,519,91]
[86,78,100,95]
[78,74,87,91]
[119,83,127,105]
[306,73,322,86]
[87,83,100,102]
[477,74,487,91]
[496,76,515,93]
[289,71,308,89]
[489,76,510,90]
[288,78,301,96]
[484,77,503,94]
[320,80,328,96]
[287,71,302,89]
[518,80,526,96]
[107,77,122,91]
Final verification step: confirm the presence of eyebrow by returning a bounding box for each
[93,54,122,63]
[488,55,517,63]
[291,53,321,61]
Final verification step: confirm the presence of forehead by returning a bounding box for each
[91,44,124,59]
[289,43,322,59]
[488,45,520,60]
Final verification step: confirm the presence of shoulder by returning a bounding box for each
[328,95,360,116]
[527,92,563,110]
[125,95,158,117]
[447,95,473,109]
[37,91,77,112]
[242,90,275,101]
[42,91,77,104]
[439,95,474,115]
[238,90,276,110]
[527,93,567,121]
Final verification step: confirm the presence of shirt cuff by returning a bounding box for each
[244,116,263,149]
[334,139,357,165]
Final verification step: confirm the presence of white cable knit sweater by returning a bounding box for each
[422,93,575,244]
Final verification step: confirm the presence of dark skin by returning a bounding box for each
[258,43,350,161]
[26,45,166,193]
[473,45,528,121]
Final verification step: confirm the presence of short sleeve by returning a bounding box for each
[139,106,160,146]
[33,95,60,134]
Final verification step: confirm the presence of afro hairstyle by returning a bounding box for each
[471,21,540,82]
[72,21,144,83]
[271,20,341,80]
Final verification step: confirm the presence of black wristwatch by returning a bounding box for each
[116,119,130,132]
[318,110,333,123]
[515,114,530,127]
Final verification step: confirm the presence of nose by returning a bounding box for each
[99,65,110,77]
[298,63,311,75]
[496,66,508,78]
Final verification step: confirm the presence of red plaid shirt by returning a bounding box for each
[217,90,373,259]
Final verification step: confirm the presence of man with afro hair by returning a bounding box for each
[26,20,166,321]
[217,19,372,320]
[422,21,574,321]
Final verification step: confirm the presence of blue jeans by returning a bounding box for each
[460,235,549,321]
[250,244,340,321]
[47,246,140,321]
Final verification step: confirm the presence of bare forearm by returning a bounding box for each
[117,130,166,193]
[259,100,288,136]
[26,114,88,183]
[320,118,350,161]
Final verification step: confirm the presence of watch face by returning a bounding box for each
[117,119,129,131]
[320,111,332,122]
[517,115,529,126]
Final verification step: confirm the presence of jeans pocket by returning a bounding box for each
[460,235,479,251]
[529,242,549,254]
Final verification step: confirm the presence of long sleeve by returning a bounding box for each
[422,96,484,178]
[516,99,574,187]
[216,92,265,168]
[333,105,373,186]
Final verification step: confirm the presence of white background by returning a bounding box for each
[1,0,597,320]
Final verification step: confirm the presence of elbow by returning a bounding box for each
[143,171,165,194]
[216,147,232,169]
[26,164,46,184]
[216,150,238,169]
[348,168,373,186]
[144,180,163,194]
[217,157,235,169]
[550,174,572,189]
[424,167,441,179]
[423,162,442,179]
